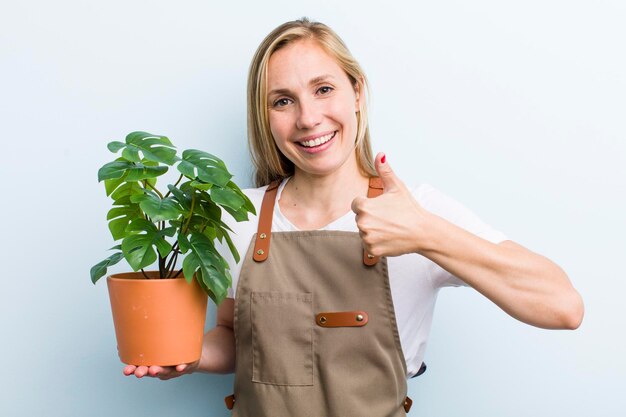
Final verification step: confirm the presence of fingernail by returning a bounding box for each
[381,154,386,164]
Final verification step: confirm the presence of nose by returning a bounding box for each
[296,98,322,130]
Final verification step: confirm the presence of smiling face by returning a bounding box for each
[266,39,361,178]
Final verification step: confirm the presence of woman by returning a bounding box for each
[124,18,584,416]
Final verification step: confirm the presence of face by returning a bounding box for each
[266,39,361,178]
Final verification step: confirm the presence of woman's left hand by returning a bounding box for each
[351,153,432,257]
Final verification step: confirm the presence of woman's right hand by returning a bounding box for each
[123,361,199,380]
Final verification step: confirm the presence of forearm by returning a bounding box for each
[195,324,236,374]
[419,213,584,329]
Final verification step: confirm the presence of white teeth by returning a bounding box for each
[299,132,335,147]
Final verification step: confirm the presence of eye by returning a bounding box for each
[273,98,292,107]
[317,86,333,95]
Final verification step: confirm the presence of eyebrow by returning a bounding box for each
[267,74,336,97]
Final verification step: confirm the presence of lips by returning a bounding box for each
[297,131,336,148]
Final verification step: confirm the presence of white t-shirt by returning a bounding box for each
[219,177,508,378]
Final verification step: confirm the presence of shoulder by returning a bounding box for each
[409,183,481,225]
[408,182,507,244]
[408,183,459,214]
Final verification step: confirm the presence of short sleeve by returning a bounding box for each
[413,184,508,288]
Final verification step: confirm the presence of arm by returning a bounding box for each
[352,153,584,330]
[419,215,583,329]
[196,297,236,374]
[124,298,236,379]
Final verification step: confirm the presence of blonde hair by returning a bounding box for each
[247,18,376,187]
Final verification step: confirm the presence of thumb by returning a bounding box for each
[375,152,401,192]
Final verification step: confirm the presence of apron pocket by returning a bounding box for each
[251,291,314,386]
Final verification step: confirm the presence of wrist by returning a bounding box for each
[414,211,446,255]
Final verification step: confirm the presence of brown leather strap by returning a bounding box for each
[404,396,413,413]
[363,177,384,266]
[253,180,280,262]
[225,394,235,410]
[316,311,369,327]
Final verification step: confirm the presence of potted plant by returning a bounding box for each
[90,131,255,366]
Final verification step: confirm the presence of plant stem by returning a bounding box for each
[168,251,179,278]
[165,242,180,276]
[181,193,196,235]
[140,269,149,279]
[159,253,165,278]
[144,180,164,199]
[163,174,184,198]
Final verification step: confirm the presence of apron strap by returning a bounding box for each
[363,177,384,266]
[252,180,280,262]
[253,177,384,265]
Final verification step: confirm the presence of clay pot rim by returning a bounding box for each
[108,271,189,282]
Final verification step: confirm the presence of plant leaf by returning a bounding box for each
[98,161,134,182]
[124,163,168,182]
[106,204,143,240]
[121,219,173,270]
[201,266,230,305]
[133,193,183,222]
[107,141,126,152]
[227,181,256,215]
[202,224,217,241]
[182,232,231,304]
[178,233,190,254]
[104,175,126,197]
[90,252,124,284]
[99,160,167,183]
[221,227,240,263]
[221,204,251,222]
[120,131,178,165]
[110,182,144,202]
[211,186,245,211]
[193,199,220,221]
[177,149,231,187]
[167,184,192,211]
[190,180,213,191]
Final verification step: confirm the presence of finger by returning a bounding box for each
[123,365,137,376]
[175,364,188,373]
[374,152,401,193]
[351,196,367,214]
[135,365,149,378]
[148,366,165,377]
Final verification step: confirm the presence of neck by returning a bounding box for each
[280,156,370,218]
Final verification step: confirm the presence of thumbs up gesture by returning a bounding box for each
[351,153,431,257]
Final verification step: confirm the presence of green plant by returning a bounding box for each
[90,131,255,304]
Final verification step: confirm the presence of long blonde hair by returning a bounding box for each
[247,18,376,187]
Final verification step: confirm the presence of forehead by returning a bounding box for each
[267,39,349,89]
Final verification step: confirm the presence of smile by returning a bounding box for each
[297,131,336,148]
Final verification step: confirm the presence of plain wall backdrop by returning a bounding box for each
[1,1,624,416]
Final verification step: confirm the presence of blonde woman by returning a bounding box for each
[124,18,583,416]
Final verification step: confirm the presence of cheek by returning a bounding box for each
[269,110,295,132]
[331,93,358,122]
[329,100,358,131]
[268,113,287,143]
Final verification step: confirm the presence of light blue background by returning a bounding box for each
[1,1,624,416]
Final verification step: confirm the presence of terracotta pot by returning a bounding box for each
[107,271,208,366]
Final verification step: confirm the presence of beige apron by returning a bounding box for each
[226,178,412,416]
